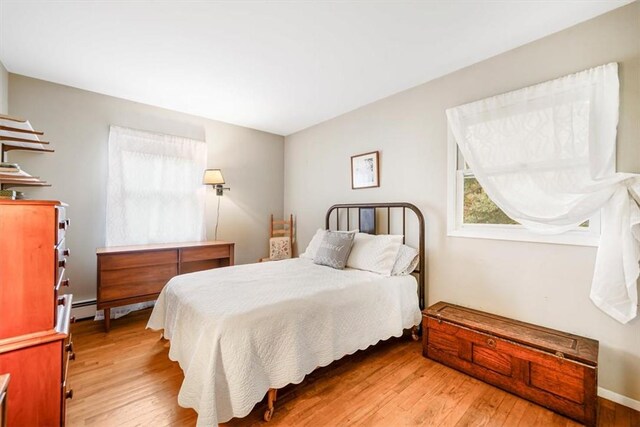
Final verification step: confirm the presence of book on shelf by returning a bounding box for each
[0,190,25,200]
[0,163,20,173]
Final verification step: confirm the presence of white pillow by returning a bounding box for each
[300,229,325,259]
[391,244,419,276]
[346,233,403,276]
[300,229,359,260]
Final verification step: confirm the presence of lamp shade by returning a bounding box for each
[203,169,225,185]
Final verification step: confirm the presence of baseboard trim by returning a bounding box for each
[598,387,640,411]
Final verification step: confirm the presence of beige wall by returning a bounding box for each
[0,61,7,114]
[284,3,640,402]
[8,75,284,302]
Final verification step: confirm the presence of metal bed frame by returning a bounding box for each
[263,202,426,422]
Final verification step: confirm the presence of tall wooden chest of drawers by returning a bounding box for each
[96,241,235,331]
[0,200,75,426]
[423,302,598,426]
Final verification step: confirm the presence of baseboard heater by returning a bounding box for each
[71,299,97,320]
[72,299,96,308]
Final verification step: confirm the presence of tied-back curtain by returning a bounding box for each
[447,63,640,324]
[106,126,207,246]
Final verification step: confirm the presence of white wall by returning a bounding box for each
[8,75,284,303]
[284,3,640,402]
[0,61,8,114]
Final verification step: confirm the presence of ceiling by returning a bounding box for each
[0,1,632,136]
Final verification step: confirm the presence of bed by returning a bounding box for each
[147,202,426,426]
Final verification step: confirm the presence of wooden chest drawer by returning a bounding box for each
[99,264,178,302]
[181,245,230,262]
[99,249,178,270]
[56,206,69,245]
[55,239,70,283]
[423,302,598,426]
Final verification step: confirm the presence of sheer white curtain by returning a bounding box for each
[106,126,207,246]
[102,126,207,320]
[447,63,640,324]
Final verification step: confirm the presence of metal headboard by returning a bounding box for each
[325,202,425,309]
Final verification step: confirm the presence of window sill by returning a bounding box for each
[447,226,599,247]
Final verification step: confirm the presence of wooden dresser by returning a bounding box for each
[96,241,235,331]
[423,302,598,426]
[0,200,75,426]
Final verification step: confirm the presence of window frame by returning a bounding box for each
[446,132,601,247]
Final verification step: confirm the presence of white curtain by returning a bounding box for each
[106,125,207,246]
[101,126,207,321]
[447,63,640,324]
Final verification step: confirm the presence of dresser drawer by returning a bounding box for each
[99,264,177,302]
[56,206,69,245]
[99,249,178,270]
[55,240,70,284]
[61,334,74,427]
[181,245,230,263]
[55,269,70,293]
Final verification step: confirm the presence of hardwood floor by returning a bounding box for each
[67,309,639,427]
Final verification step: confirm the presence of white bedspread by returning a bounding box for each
[147,258,421,426]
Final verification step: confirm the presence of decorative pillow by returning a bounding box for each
[313,231,355,269]
[299,229,326,259]
[269,237,291,261]
[391,244,419,276]
[300,229,359,260]
[346,233,403,276]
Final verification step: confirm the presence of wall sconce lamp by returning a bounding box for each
[203,168,230,240]
[203,169,230,196]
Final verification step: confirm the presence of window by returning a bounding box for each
[106,126,207,246]
[447,140,600,246]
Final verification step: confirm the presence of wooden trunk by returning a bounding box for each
[423,302,598,426]
[0,200,74,426]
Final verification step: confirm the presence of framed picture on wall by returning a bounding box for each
[351,151,379,189]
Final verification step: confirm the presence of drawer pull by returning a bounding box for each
[59,259,67,268]
[57,297,66,306]
[486,338,496,348]
[62,279,70,287]
[65,389,74,400]
[555,351,565,359]
[69,352,76,361]
[65,342,74,353]
[70,316,76,323]
[63,248,71,257]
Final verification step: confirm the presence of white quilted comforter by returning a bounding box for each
[147,258,421,426]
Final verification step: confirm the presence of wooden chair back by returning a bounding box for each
[270,214,294,243]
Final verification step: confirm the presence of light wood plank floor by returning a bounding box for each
[67,309,639,427]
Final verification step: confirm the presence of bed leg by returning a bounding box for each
[411,325,420,341]
[263,388,278,422]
